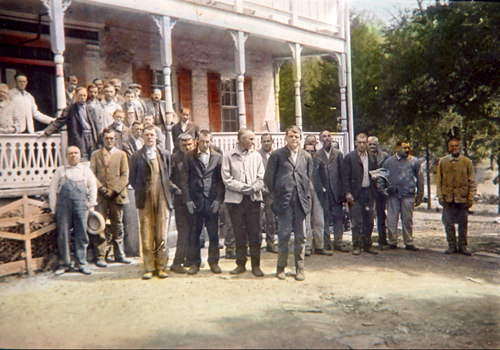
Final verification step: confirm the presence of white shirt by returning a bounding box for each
[198,149,210,166]
[48,163,98,213]
[288,147,298,165]
[8,88,54,133]
[146,145,157,160]
[358,151,370,188]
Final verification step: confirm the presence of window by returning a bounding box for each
[151,70,164,92]
[220,77,239,132]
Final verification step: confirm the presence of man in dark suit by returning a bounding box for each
[171,107,199,151]
[180,129,224,275]
[341,132,379,255]
[169,133,196,274]
[257,133,277,253]
[264,126,313,282]
[147,89,169,137]
[316,130,350,253]
[42,87,99,162]
[129,126,173,279]
[89,128,131,267]
[122,121,144,160]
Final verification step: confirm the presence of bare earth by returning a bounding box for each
[0,205,499,349]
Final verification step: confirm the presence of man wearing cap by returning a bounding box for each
[121,89,145,127]
[129,83,148,114]
[90,128,131,268]
[49,146,97,275]
[129,125,173,279]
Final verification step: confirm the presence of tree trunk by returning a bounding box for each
[497,154,500,214]
[426,142,432,209]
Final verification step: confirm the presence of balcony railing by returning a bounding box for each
[0,134,65,198]
[0,132,347,199]
[184,0,340,35]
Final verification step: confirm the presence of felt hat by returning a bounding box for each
[87,211,106,235]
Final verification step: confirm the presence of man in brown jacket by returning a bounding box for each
[436,137,476,255]
[90,128,131,267]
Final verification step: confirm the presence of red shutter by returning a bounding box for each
[207,72,221,132]
[134,65,151,98]
[177,68,192,113]
[244,77,253,130]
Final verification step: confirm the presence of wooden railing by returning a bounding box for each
[183,0,340,35]
[0,134,65,198]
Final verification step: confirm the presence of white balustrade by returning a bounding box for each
[212,131,347,154]
[0,134,64,198]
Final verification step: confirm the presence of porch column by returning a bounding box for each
[334,53,348,134]
[274,60,284,131]
[43,0,71,115]
[289,42,303,130]
[153,15,177,151]
[230,30,249,129]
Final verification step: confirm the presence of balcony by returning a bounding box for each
[182,0,341,35]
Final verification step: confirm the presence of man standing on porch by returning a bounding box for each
[264,126,313,281]
[172,107,199,151]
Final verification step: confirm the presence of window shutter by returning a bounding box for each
[244,77,253,129]
[177,68,192,113]
[207,72,221,132]
[134,65,151,98]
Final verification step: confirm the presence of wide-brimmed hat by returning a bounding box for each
[87,211,106,235]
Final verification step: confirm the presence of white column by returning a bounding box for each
[334,53,348,134]
[43,0,71,115]
[153,15,177,151]
[289,42,303,130]
[345,0,355,152]
[230,30,249,130]
[274,60,284,131]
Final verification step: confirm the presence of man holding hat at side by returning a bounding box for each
[49,146,98,275]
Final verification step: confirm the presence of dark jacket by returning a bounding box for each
[311,156,327,208]
[170,150,187,206]
[264,146,313,215]
[44,103,99,154]
[129,145,173,210]
[180,148,224,212]
[315,147,344,204]
[341,150,377,200]
[382,155,424,199]
[171,122,199,149]
[122,137,142,161]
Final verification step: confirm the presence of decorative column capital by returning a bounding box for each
[42,0,71,20]
[153,15,177,38]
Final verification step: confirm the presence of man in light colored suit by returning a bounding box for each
[264,126,313,281]
[9,72,54,134]
[257,133,277,253]
[90,128,132,267]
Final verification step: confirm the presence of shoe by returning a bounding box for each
[334,244,350,253]
[315,249,333,256]
[378,241,388,247]
[364,246,379,255]
[266,244,278,253]
[187,265,200,275]
[95,258,107,268]
[230,266,247,275]
[142,271,153,280]
[305,248,312,257]
[225,248,237,259]
[157,270,169,278]
[54,267,66,276]
[79,266,92,275]
[445,246,457,254]
[210,264,222,274]
[352,247,361,255]
[276,267,286,280]
[458,247,472,256]
[170,264,187,274]
[252,266,264,277]
[218,243,224,249]
[295,268,305,281]
[381,244,397,250]
[405,245,419,251]
[115,256,132,264]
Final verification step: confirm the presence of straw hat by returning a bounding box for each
[87,211,106,235]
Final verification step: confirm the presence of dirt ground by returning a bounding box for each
[1,203,499,349]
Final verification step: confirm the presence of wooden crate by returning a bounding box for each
[0,195,57,277]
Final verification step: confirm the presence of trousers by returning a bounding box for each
[226,196,262,268]
[349,187,375,248]
[173,200,191,266]
[262,192,276,245]
[305,190,324,250]
[56,178,89,269]
[386,196,415,246]
[93,200,126,259]
[442,202,468,247]
[276,190,306,269]
[187,205,220,267]
[375,192,387,244]
[325,192,344,248]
